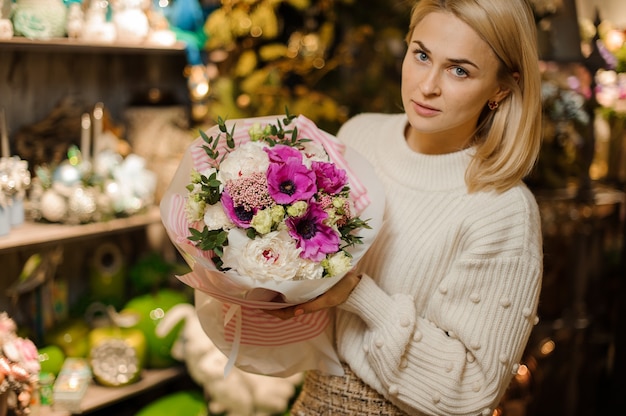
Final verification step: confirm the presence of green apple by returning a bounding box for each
[135,390,207,416]
[44,319,91,358]
[38,344,66,376]
[121,289,189,368]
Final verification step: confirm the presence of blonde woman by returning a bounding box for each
[270,0,544,414]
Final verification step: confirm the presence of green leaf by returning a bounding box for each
[246,228,257,239]
[283,106,296,125]
[217,116,228,132]
[338,217,371,249]
[188,227,229,255]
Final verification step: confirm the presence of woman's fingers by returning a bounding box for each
[263,272,362,320]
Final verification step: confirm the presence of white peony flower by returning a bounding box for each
[300,140,329,167]
[222,229,304,282]
[296,259,324,280]
[217,141,269,183]
[203,202,235,231]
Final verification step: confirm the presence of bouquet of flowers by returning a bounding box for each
[186,112,369,287]
[160,111,383,376]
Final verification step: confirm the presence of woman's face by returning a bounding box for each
[401,11,508,154]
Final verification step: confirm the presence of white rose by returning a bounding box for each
[222,229,303,282]
[185,194,205,222]
[218,141,269,183]
[251,208,273,235]
[323,251,352,277]
[203,202,234,231]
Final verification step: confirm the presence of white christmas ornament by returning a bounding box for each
[68,187,97,223]
[40,189,67,223]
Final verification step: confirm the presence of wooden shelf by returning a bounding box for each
[41,366,188,415]
[0,37,187,54]
[0,206,162,254]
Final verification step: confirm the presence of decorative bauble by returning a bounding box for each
[88,327,146,387]
[95,190,114,219]
[67,187,97,223]
[102,179,123,211]
[52,161,82,187]
[39,189,67,223]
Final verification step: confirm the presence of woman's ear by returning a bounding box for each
[492,88,511,104]
[492,71,520,103]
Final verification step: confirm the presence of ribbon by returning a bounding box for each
[222,303,242,377]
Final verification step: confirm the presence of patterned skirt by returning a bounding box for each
[289,363,410,416]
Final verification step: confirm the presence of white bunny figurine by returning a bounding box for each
[156,301,302,416]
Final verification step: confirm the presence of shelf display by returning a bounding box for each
[0,2,203,414]
[10,98,159,227]
[6,0,180,48]
[28,148,157,225]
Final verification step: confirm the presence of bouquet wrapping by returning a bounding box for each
[160,114,384,377]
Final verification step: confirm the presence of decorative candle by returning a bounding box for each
[81,113,91,163]
[92,102,104,157]
[1,108,8,159]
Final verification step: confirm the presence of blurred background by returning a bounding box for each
[0,0,625,415]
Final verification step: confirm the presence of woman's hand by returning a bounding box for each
[265,271,362,320]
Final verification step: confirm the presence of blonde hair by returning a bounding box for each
[406,0,542,193]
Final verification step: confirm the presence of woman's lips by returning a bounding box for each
[412,100,441,117]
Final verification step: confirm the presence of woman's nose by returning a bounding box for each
[419,69,441,96]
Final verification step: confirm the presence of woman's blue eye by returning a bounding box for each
[416,51,428,62]
[453,67,468,77]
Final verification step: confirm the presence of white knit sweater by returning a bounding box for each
[335,113,543,416]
